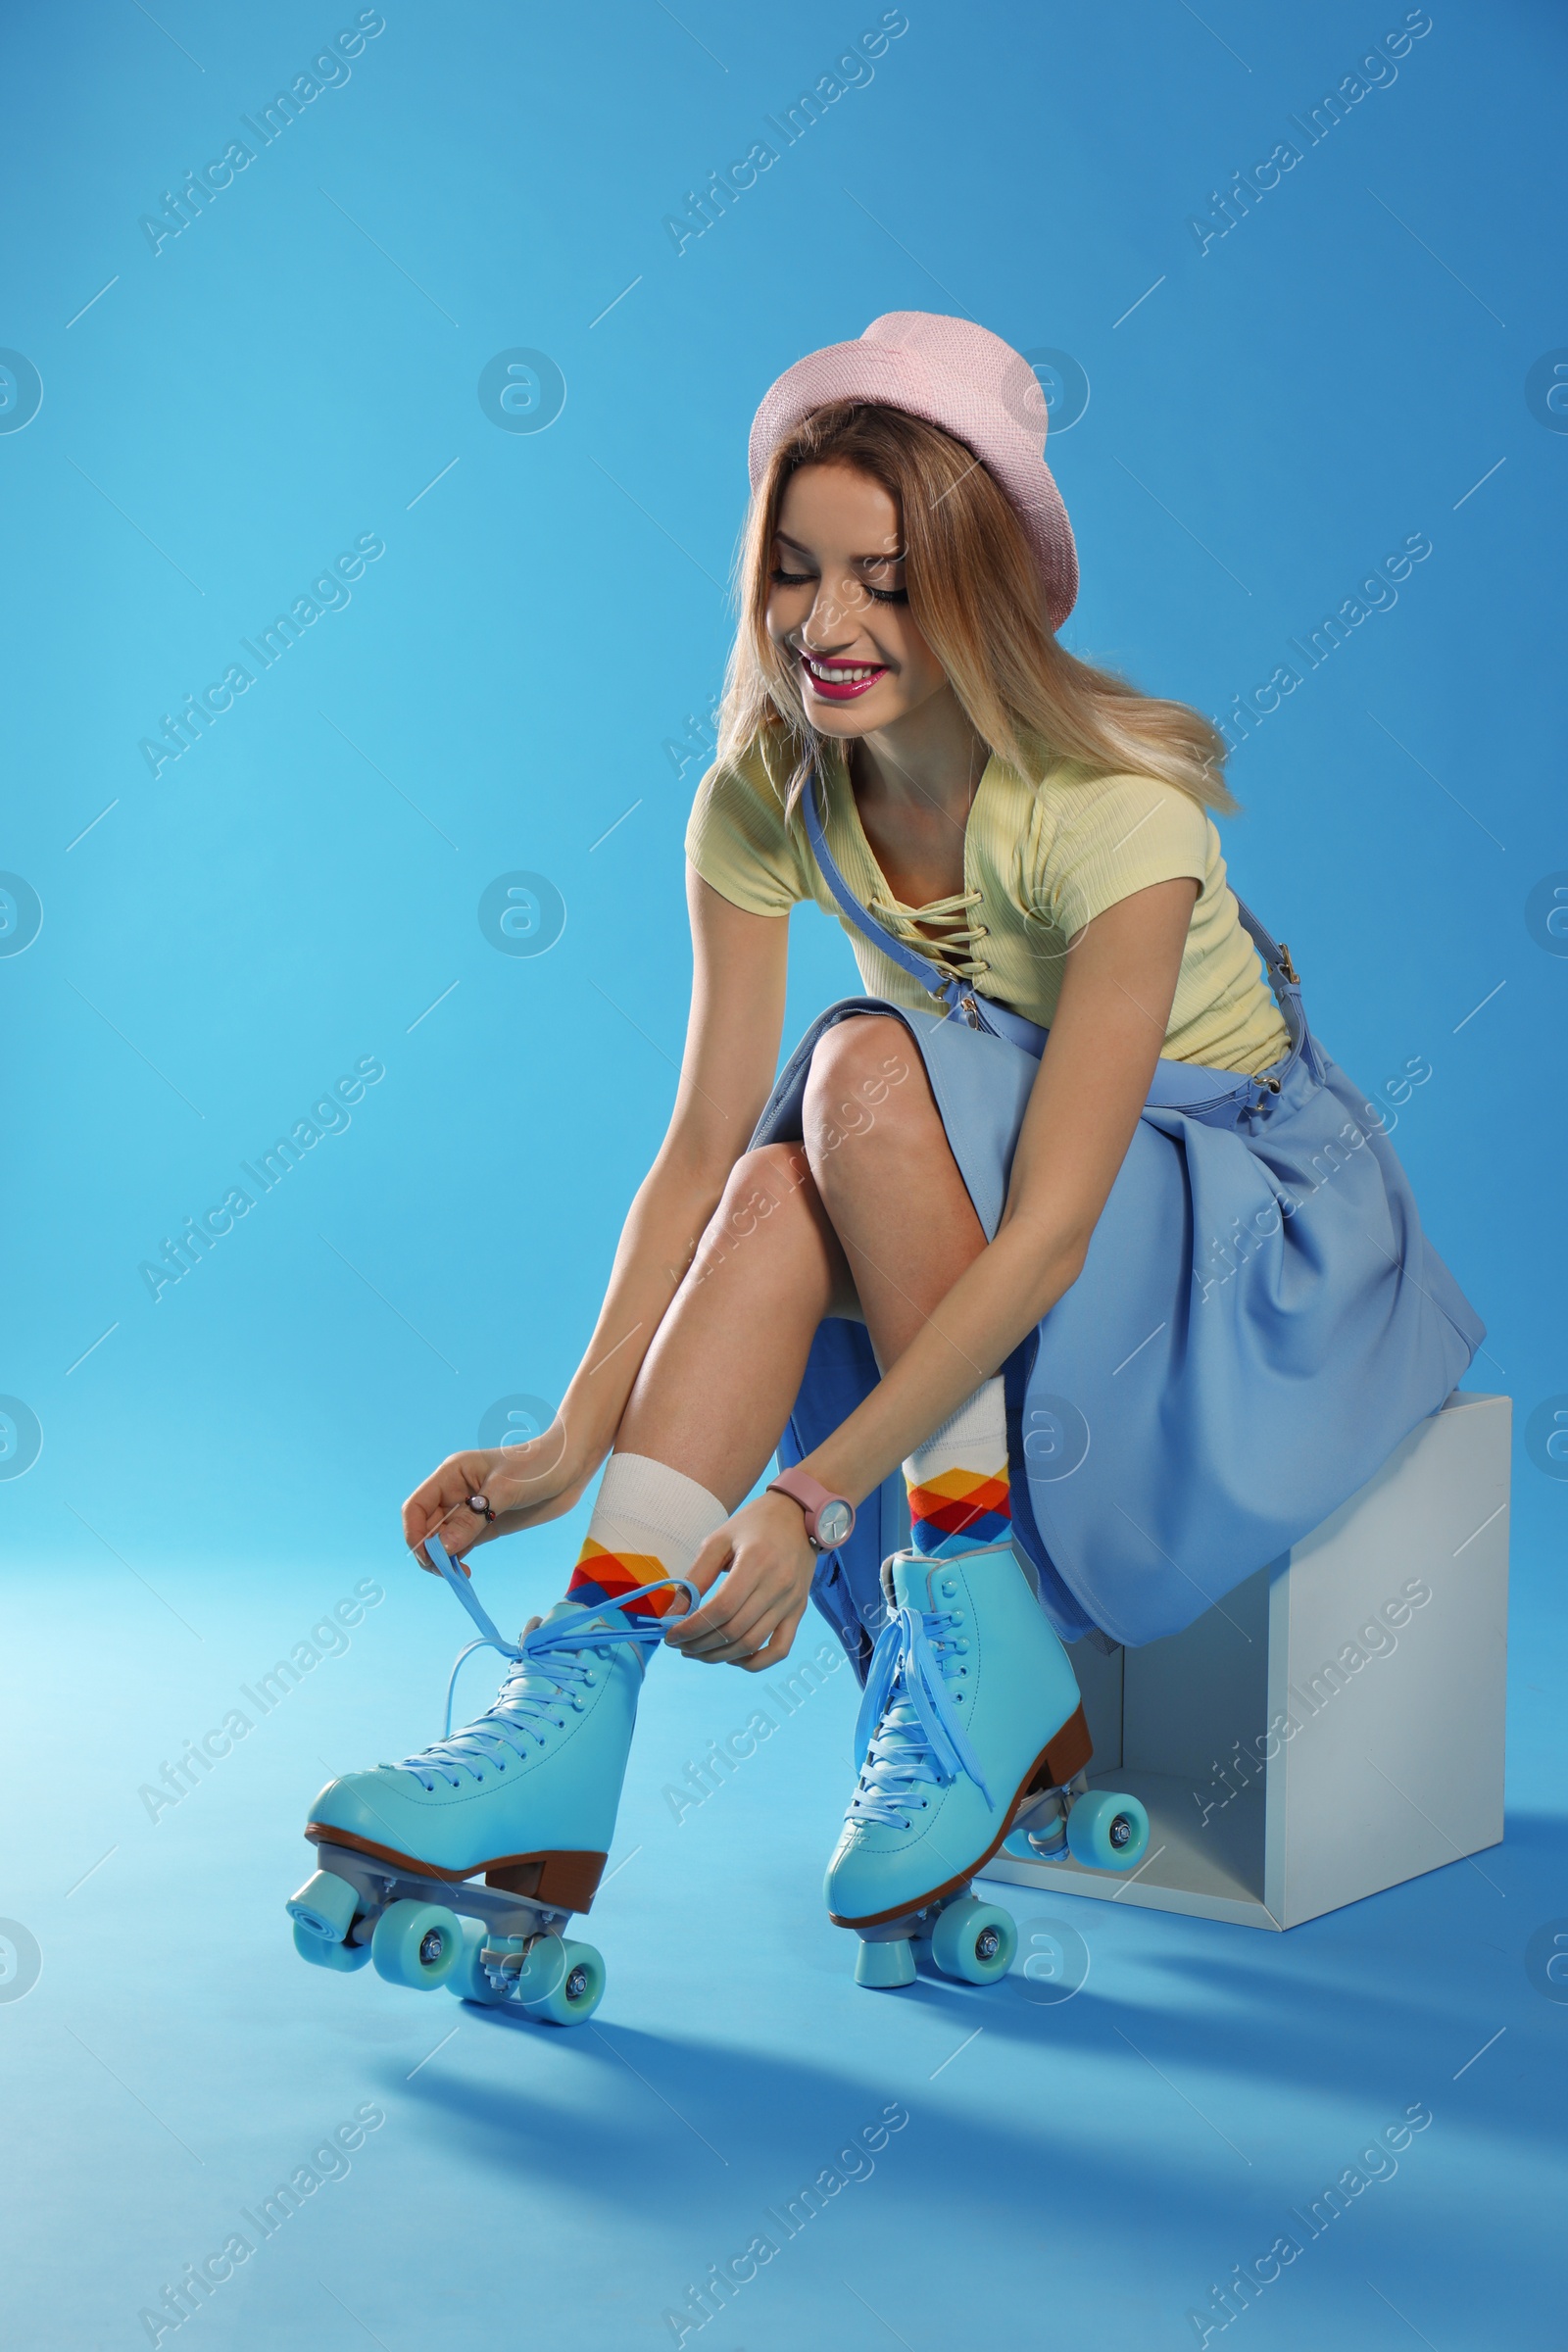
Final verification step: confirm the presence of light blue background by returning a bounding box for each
[2,4,1564,2348]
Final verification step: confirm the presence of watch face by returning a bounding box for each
[816,1499,853,1548]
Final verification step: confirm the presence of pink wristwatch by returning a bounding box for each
[766,1466,856,1551]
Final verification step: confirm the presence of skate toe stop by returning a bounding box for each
[854,1938,917,1989]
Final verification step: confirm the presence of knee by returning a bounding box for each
[804,1018,927,1162]
[724,1141,808,1199]
[704,1144,816,1251]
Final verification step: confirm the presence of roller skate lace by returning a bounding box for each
[391,1546,697,1793]
[848,1601,993,1831]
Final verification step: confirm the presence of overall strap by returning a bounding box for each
[800,767,971,1016]
[1227,897,1324,1083]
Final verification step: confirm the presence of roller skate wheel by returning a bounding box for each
[293,1918,370,1972]
[930,1897,1017,1984]
[1065,1788,1150,1872]
[520,1936,606,2027]
[854,1937,916,1989]
[370,1898,464,1989]
[286,1868,360,1944]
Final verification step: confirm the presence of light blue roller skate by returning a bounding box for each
[825,1542,1150,1989]
[286,1538,693,2027]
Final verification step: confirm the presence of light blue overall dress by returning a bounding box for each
[758,775,1486,1673]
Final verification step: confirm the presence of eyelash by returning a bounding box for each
[769,567,908,605]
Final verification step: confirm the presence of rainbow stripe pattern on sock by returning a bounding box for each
[566,1537,689,1619]
[906,1464,1012,1555]
[904,1378,1013,1558]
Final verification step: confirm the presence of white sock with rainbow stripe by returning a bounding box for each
[903,1377,1012,1556]
[566,1451,728,1621]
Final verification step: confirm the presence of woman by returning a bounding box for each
[298,313,1483,1992]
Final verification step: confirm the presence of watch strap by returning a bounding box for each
[766,1465,855,1548]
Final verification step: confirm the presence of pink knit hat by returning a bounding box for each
[747,311,1078,632]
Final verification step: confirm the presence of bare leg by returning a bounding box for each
[803,1017,987,1372]
[615,1142,858,1508]
[617,1021,981,1501]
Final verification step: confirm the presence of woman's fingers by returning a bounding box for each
[403,1452,497,1562]
[685,1622,773,1663]
[667,1576,765,1650]
[662,1493,816,1666]
[701,1590,807,1669]
[671,1571,796,1658]
[663,1530,742,1642]
[739,1601,808,1670]
[683,1524,737,1599]
[405,1450,494,1521]
[402,1430,582,1570]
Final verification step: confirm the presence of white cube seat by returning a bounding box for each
[984,1392,1510,1929]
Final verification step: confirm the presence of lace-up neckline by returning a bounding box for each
[830,742,996,990]
[866,885,990,984]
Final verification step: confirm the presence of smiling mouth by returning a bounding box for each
[799,651,888,701]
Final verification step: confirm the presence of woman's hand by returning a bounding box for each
[662,1492,817,1669]
[402,1423,596,1573]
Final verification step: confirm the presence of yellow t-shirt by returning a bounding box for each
[684,731,1292,1077]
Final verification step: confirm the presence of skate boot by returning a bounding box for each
[286,1537,694,2026]
[825,1542,1149,1990]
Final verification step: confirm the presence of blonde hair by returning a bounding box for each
[717,400,1236,818]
